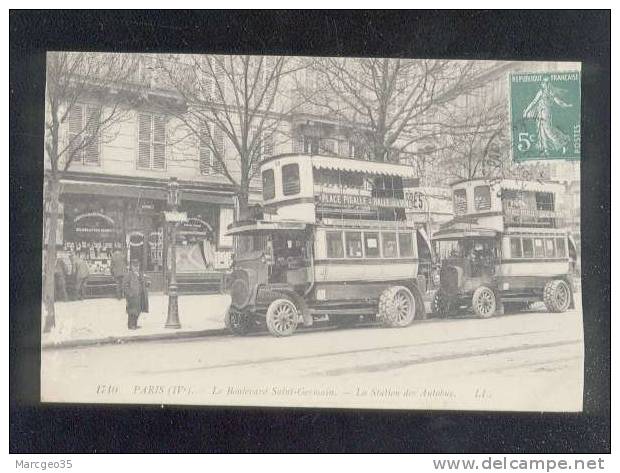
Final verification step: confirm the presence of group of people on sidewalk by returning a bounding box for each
[54,249,150,331]
[54,252,91,302]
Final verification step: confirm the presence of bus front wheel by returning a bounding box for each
[266,298,299,337]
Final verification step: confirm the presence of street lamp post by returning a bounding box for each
[165,177,181,329]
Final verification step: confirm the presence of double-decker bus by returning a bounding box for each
[432,178,579,318]
[222,153,433,336]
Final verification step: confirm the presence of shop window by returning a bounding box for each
[453,189,467,215]
[138,113,166,170]
[510,237,523,258]
[363,232,380,258]
[534,238,545,257]
[345,232,363,258]
[545,239,556,258]
[282,163,300,196]
[522,238,534,258]
[398,233,414,257]
[382,232,398,258]
[262,169,275,200]
[66,104,100,166]
[556,237,567,257]
[326,231,344,258]
[474,185,491,211]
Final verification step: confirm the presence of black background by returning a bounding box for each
[9,10,611,453]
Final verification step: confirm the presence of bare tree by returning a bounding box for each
[43,52,139,332]
[302,58,514,163]
[157,54,302,219]
[435,97,510,181]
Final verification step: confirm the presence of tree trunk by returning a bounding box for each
[43,175,60,333]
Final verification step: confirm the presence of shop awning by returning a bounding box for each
[60,180,234,205]
[226,220,307,235]
[311,155,416,179]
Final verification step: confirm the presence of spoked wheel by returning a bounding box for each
[543,279,571,313]
[472,286,497,318]
[224,307,253,335]
[432,290,452,318]
[265,298,299,337]
[380,286,416,328]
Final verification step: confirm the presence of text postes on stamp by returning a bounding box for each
[510,71,581,162]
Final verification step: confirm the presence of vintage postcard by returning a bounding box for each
[40,52,583,411]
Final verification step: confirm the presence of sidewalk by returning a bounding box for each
[42,293,231,349]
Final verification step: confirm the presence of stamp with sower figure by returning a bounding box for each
[510,71,581,162]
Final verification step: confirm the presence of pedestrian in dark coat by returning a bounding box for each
[54,256,68,302]
[110,249,127,299]
[122,259,149,330]
[69,253,90,300]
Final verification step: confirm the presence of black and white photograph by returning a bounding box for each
[38,51,584,411]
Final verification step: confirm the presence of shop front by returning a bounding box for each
[57,177,235,297]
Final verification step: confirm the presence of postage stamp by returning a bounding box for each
[510,71,581,162]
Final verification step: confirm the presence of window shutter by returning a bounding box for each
[250,127,261,177]
[263,132,274,157]
[264,56,277,105]
[198,125,211,175]
[214,58,226,102]
[137,113,152,169]
[83,106,100,165]
[212,128,224,174]
[253,59,265,109]
[67,105,83,163]
[152,115,166,170]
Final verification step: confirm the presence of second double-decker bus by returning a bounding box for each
[432,178,579,318]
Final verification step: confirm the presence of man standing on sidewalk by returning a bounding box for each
[123,259,149,330]
[69,253,90,300]
[110,248,127,300]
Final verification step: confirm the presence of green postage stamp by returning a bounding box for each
[510,71,581,162]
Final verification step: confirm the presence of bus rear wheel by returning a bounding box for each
[432,290,452,318]
[472,286,496,318]
[543,279,571,313]
[266,298,299,337]
[380,286,416,328]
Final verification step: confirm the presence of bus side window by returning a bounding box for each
[345,232,363,258]
[522,238,534,258]
[398,233,414,257]
[533,238,545,258]
[382,232,398,257]
[556,238,566,258]
[363,232,380,258]
[326,231,344,258]
[545,239,556,258]
[510,237,522,258]
[282,163,300,196]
